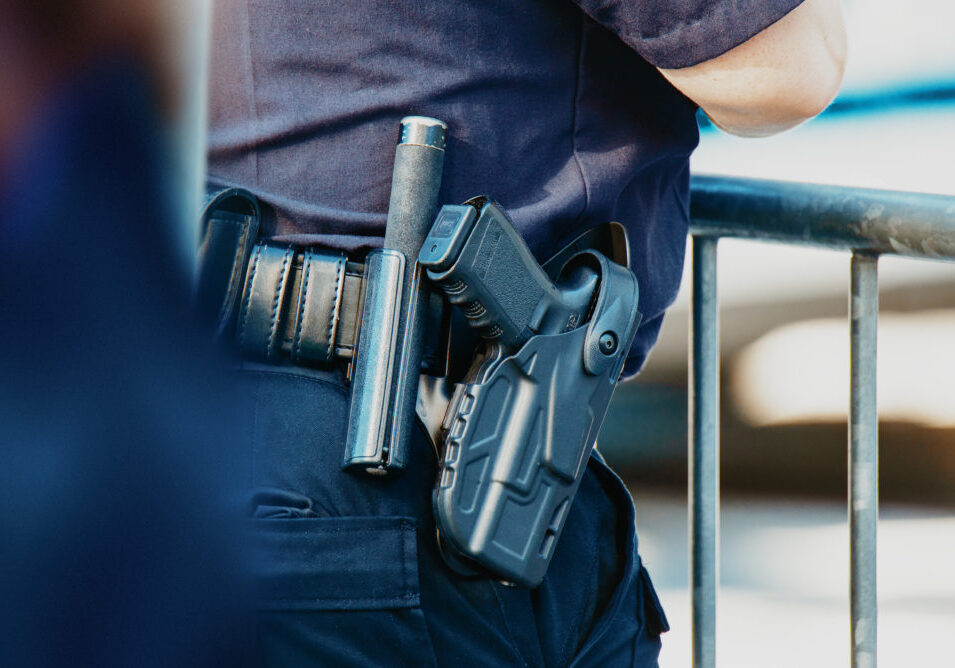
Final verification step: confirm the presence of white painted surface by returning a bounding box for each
[840,0,955,95]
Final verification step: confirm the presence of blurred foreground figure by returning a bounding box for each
[0,3,254,666]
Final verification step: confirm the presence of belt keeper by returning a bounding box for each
[235,242,368,368]
[289,250,347,364]
[236,244,296,361]
[230,240,448,374]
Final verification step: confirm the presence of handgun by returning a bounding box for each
[419,197,599,349]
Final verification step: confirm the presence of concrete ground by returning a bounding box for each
[629,490,955,667]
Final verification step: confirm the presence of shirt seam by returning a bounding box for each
[628,1,727,42]
[633,0,798,43]
[243,0,260,189]
[570,12,591,228]
[621,0,804,69]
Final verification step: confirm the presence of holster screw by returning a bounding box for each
[598,332,617,355]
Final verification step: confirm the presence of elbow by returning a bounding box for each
[718,21,847,136]
[800,55,846,120]
[679,0,849,137]
[774,36,848,130]
[721,64,845,137]
[703,49,846,137]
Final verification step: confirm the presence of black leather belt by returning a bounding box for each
[197,186,450,374]
[236,244,366,365]
[197,186,369,369]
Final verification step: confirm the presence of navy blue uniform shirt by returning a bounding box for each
[208,0,802,374]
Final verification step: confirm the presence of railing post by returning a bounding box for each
[690,235,720,668]
[849,252,879,668]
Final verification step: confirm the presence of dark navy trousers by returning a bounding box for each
[239,361,668,666]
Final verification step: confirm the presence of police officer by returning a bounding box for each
[206,0,845,665]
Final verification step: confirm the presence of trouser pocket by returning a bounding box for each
[637,563,670,637]
[569,455,669,667]
[251,516,437,667]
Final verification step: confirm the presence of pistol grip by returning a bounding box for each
[422,200,578,349]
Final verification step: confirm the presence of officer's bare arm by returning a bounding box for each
[659,0,847,137]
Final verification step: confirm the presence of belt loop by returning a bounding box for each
[288,250,348,365]
[230,242,367,369]
[236,244,296,361]
[327,255,347,363]
[291,249,314,362]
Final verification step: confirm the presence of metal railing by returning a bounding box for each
[686,175,955,668]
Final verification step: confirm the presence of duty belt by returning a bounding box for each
[197,182,643,589]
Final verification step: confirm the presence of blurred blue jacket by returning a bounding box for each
[0,59,256,668]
